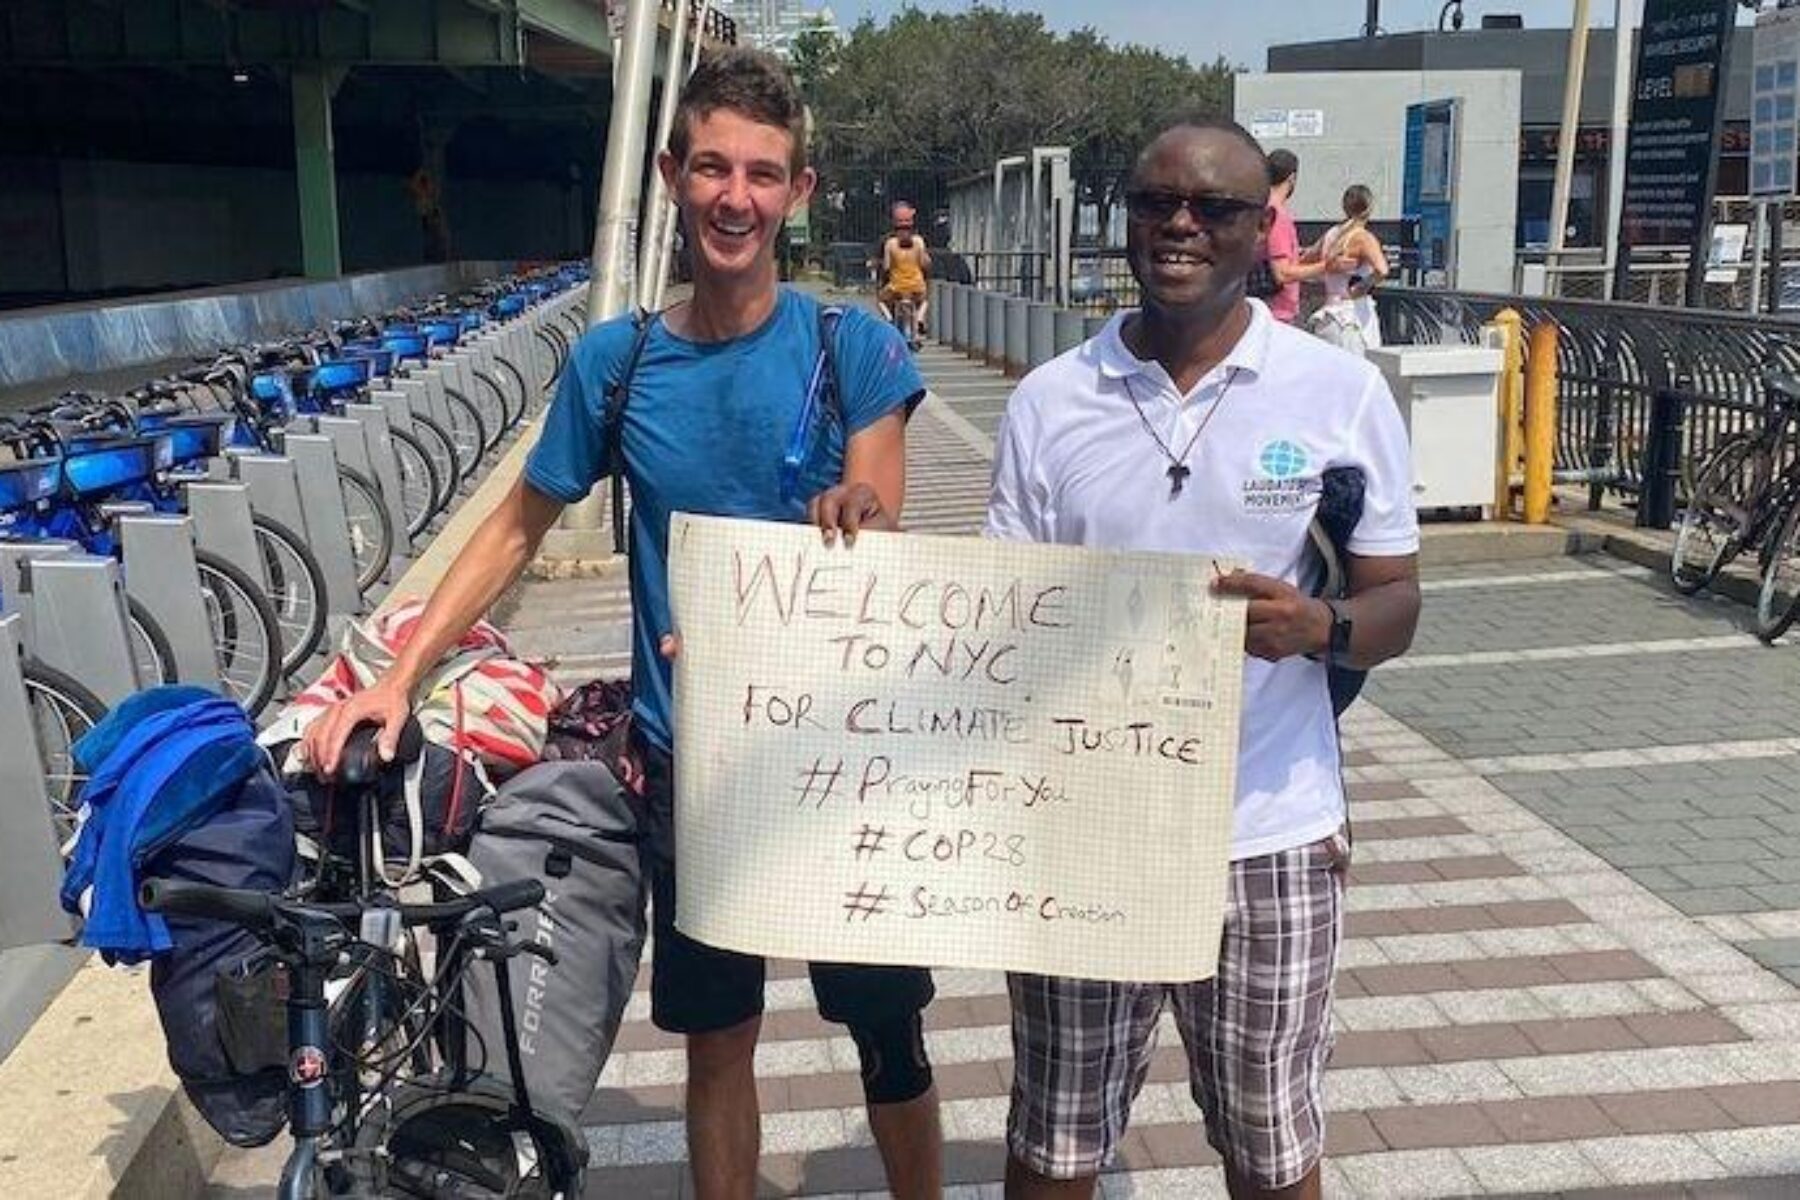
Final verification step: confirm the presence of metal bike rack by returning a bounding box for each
[0,612,71,951]
[481,336,515,419]
[340,405,412,560]
[523,315,549,389]
[395,373,460,483]
[0,540,77,656]
[285,433,364,618]
[26,554,145,703]
[451,349,494,436]
[501,326,536,405]
[233,452,309,541]
[186,481,263,585]
[118,514,224,692]
[371,389,415,437]
[439,352,478,421]
[418,367,458,436]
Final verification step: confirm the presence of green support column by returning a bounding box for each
[292,66,347,279]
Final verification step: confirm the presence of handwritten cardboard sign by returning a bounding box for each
[668,514,1246,982]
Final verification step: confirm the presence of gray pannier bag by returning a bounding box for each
[458,760,648,1123]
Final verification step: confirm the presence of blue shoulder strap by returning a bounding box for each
[781,303,847,503]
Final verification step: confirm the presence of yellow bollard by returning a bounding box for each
[1489,308,1525,519]
[1523,321,1559,525]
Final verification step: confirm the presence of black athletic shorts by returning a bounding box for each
[637,735,936,1034]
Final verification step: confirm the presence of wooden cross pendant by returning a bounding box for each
[1166,462,1191,498]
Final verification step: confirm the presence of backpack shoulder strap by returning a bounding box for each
[605,307,658,556]
[817,303,845,431]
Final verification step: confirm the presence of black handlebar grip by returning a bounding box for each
[336,716,426,786]
[139,878,277,932]
[472,879,546,916]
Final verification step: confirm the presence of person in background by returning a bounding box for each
[1303,184,1390,357]
[878,201,932,342]
[1259,149,1338,325]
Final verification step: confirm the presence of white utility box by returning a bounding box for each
[1365,344,1503,513]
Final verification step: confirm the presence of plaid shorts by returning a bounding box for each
[1006,831,1348,1188]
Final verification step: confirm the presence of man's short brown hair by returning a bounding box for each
[669,47,809,175]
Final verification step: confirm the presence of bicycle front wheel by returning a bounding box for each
[1757,490,1800,643]
[390,426,443,541]
[354,1077,587,1199]
[494,354,534,421]
[535,327,567,391]
[409,410,464,505]
[253,515,328,674]
[339,466,395,596]
[444,387,490,480]
[195,547,283,717]
[128,597,178,687]
[23,659,106,852]
[1672,435,1758,595]
[471,369,511,448]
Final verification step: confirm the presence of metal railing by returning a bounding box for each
[954,251,1056,302]
[1379,286,1800,506]
[957,248,1139,313]
[1515,249,1782,310]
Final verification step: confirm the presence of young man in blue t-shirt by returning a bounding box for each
[303,47,940,1200]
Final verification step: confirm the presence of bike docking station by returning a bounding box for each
[185,481,264,589]
[0,612,69,951]
[117,513,225,693]
[284,432,366,623]
[440,349,484,435]
[0,539,76,658]
[398,369,463,489]
[231,451,309,545]
[498,325,532,392]
[338,404,412,560]
[313,412,406,586]
[370,389,437,530]
[23,552,149,704]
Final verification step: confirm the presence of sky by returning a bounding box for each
[828,1,1751,71]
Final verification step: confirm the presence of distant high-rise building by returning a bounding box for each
[725,0,839,60]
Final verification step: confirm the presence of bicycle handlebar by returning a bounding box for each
[139,877,547,933]
[336,717,426,786]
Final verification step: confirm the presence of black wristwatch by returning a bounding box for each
[1323,598,1354,665]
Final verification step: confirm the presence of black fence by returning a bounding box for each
[1379,287,1800,511]
[809,168,957,254]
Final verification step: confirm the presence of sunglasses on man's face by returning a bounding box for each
[1125,190,1264,225]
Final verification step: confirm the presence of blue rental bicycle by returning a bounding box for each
[0,424,283,718]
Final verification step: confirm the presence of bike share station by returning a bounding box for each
[0,270,590,957]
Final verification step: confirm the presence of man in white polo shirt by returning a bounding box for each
[985,121,1421,1200]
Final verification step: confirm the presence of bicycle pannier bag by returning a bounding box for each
[459,761,648,1122]
[148,764,297,1147]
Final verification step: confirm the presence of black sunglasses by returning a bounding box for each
[1125,190,1264,225]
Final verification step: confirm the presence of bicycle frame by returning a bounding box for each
[142,872,563,1199]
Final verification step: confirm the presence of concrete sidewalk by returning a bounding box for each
[190,326,1800,1197]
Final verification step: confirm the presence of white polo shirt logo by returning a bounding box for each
[1242,438,1320,516]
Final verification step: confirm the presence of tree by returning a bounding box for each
[805,7,1234,174]
[789,18,841,106]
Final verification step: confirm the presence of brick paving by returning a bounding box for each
[203,338,1800,1197]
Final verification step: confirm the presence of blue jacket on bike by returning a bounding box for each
[61,686,265,964]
